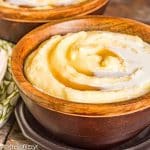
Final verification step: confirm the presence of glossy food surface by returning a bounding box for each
[25,31,150,104]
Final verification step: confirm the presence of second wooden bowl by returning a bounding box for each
[0,0,109,43]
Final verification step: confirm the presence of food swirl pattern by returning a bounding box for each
[1,0,88,8]
[24,31,150,103]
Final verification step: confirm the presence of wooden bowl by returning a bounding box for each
[0,0,108,43]
[11,16,150,149]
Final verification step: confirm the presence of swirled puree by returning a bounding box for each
[24,31,150,104]
[1,0,88,8]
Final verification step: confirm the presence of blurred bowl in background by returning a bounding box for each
[0,0,109,43]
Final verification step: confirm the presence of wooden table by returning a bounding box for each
[0,0,149,149]
[104,0,150,24]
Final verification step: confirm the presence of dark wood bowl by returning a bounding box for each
[11,16,150,149]
[0,0,108,43]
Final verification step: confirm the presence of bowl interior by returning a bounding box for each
[11,16,150,116]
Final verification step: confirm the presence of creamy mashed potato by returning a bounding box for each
[24,31,150,103]
[1,0,88,8]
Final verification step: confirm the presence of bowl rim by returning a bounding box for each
[11,15,150,117]
[0,0,108,22]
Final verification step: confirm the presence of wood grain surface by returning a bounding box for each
[104,0,150,24]
[4,123,42,150]
[0,115,14,144]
